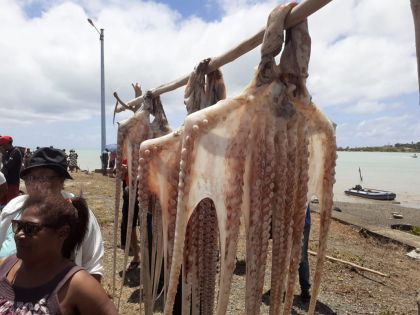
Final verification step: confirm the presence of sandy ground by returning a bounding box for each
[64,172,420,315]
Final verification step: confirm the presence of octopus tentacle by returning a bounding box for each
[164,126,196,315]
[151,198,164,310]
[283,114,310,314]
[138,149,152,309]
[268,119,288,315]
[182,211,194,315]
[138,133,181,310]
[116,113,151,309]
[308,142,335,314]
[305,110,336,315]
[215,111,249,315]
[276,113,300,314]
[245,122,266,315]
[200,199,218,315]
[205,69,226,108]
[112,122,125,299]
[180,198,219,315]
[184,58,209,114]
[245,117,276,315]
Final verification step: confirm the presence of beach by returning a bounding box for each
[63,172,420,314]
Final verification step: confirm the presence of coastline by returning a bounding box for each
[327,200,420,228]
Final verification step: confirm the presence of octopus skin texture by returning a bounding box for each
[137,59,226,314]
[162,3,336,315]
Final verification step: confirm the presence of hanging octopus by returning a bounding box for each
[160,3,336,315]
[137,58,226,314]
[112,83,171,305]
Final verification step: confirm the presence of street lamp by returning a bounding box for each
[88,18,106,153]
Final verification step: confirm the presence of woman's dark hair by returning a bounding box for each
[22,195,89,258]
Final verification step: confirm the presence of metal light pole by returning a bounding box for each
[88,18,106,153]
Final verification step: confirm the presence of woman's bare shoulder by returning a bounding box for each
[65,269,117,315]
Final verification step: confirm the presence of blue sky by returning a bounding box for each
[0,0,419,152]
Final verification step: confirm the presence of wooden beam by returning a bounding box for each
[114,0,332,113]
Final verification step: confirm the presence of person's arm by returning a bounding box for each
[0,197,24,251]
[74,209,104,281]
[66,270,118,315]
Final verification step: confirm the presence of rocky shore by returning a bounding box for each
[64,172,420,314]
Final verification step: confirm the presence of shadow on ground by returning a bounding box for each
[234,259,246,276]
[118,267,140,287]
[262,291,336,315]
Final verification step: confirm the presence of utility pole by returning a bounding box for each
[88,18,106,152]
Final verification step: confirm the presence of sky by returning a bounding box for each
[0,0,419,151]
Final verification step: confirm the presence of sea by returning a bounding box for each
[74,149,420,209]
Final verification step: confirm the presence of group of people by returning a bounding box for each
[0,142,118,314]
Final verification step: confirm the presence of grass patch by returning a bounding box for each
[411,226,420,236]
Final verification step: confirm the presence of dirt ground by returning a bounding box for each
[65,172,420,315]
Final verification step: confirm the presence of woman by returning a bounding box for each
[0,195,118,314]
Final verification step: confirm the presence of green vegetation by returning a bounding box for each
[338,141,420,152]
[378,308,395,315]
[411,226,420,236]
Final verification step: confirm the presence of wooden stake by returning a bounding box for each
[308,250,389,277]
[114,0,332,113]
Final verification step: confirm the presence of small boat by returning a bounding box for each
[344,184,396,201]
[412,153,418,158]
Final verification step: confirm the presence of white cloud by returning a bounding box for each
[337,114,420,147]
[308,0,417,108]
[344,100,403,115]
[0,0,419,149]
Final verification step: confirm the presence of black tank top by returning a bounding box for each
[0,255,83,314]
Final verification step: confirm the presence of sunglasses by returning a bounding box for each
[11,220,59,237]
[22,175,60,183]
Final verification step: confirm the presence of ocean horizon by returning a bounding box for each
[71,149,420,209]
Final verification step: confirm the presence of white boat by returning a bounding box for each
[412,153,418,158]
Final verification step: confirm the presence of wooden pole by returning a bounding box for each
[114,0,332,113]
[308,250,389,277]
